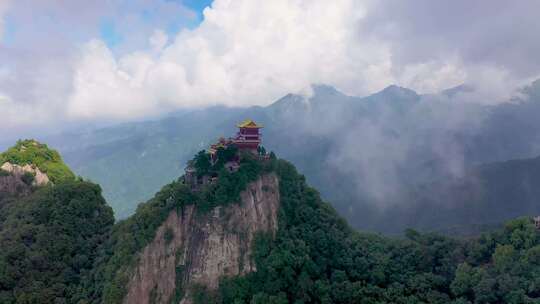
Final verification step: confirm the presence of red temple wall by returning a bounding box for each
[236,142,259,149]
[240,128,260,135]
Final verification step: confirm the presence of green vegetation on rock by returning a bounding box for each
[0,139,75,183]
[82,151,274,303]
[94,180,195,303]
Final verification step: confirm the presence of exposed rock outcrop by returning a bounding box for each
[1,162,50,186]
[0,162,50,196]
[123,173,280,304]
[0,172,31,197]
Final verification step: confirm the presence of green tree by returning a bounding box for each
[194,150,211,176]
[451,263,483,299]
[0,181,114,303]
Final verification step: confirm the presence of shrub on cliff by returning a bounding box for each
[0,169,9,177]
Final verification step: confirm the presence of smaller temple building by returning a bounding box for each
[535,216,540,230]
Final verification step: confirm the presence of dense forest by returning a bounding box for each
[0,181,114,303]
[0,142,539,303]
[80,151,540,303]
[215,160,540,303]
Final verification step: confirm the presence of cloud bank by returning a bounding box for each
[1,0,540,135]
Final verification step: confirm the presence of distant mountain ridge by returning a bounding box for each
[374,154,540,234]
[38,80,540,233]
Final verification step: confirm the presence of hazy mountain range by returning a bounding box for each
[22,79,540,234]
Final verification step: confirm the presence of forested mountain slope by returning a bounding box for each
[81,150,540,303]
[0,141,114,303]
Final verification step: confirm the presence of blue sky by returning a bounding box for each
[99,21,123,47]
[99,0,213,47]
[1,0,214,50]
[183,0,214,16]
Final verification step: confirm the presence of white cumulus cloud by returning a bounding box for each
[68,0,386,119]
[1,0,540,133]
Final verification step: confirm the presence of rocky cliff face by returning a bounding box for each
[123,173,280,304]
[0,162,50,196]
[1,162,50,186]
[0,174,30,197]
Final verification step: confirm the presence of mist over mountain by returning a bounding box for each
[373,155,540,234]
[40,80,540,233]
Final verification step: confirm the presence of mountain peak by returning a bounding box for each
[364,84,419,105]
[380,84,419,97]
[441,84,475,97]
[0,139,75,184]
[311,83,342,96]
[522,78,540,100]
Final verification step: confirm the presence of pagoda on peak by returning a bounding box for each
[236,119,263,129]
[233,119,263,152]
[184,119,267,189]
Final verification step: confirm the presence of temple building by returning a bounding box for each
[233,119,263,152]
[207,119,263,162]
[184,119,265,190]
[535,216,540,229]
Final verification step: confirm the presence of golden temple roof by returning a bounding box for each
[237,119,263,128]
